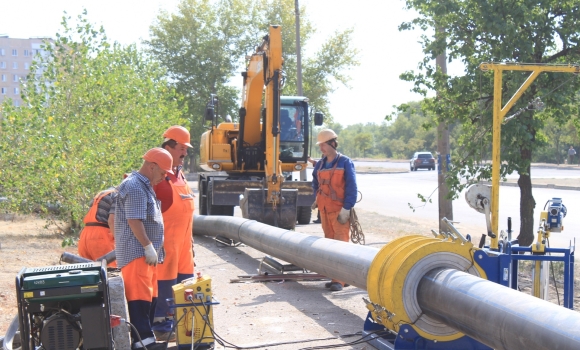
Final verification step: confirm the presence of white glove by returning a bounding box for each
[337,208,350,224]
[311,201,318,210]
[143,243,158,266]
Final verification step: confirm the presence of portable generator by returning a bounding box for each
[171,273,218,349]
[15,261,114,350]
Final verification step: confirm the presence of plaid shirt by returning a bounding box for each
[114,171,165,268]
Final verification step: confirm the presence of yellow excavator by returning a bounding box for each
[198,25,323,229]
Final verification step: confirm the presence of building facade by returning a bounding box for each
[0,36,51,107]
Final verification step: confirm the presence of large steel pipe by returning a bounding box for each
[193,215,378,289]
[418,268,580,350]
[193,215,580,349]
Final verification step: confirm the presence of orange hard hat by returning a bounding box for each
[163,125,192,148]
[142,147,174,174]
[316,129,338,145]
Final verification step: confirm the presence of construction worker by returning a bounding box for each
[78,187,117,267]
[311,129,357,291]
[152,125,196,340]
[115,148,173,350]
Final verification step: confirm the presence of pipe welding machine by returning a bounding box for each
[362,187,575,349]
[170,273,218,349]
[15,261,114,350]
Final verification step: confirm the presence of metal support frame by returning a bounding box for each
[479,62,580,250]
[474,242,575,309]
[362,312,492,350]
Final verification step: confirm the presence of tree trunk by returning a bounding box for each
[555,138,560,165]
[517,155,536,246]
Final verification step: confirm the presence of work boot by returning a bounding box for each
[329,282,343,291]
[146,343,168,350]
[153,330,176,343]
[133,341,167,350]
[313,218,321,223]
[152,319,176,342]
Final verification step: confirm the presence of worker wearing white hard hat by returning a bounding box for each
[311,129,358,292]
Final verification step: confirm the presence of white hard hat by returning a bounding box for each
[316,129,338,145]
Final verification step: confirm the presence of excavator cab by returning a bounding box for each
[279,99,324,163]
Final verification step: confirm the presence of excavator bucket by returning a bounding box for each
[239,188,298,230]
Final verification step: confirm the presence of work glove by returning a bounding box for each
[337,207,351,224]
[311,201,318,210]
[143,243,158,266]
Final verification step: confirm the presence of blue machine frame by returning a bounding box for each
[362,239,575,349]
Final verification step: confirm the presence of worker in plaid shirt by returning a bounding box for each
[115,148,173,350]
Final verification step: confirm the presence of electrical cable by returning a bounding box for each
[188,300,348,349]
[297,330,392,349]
[162,308,187,346]
[546,237,561,306]
[126,321,148,349]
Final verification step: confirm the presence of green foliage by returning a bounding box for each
[0,11,185,233]
[401,0,580,244]
[145,0,359,146]
[328,101,438,159]
[535,117,579,164]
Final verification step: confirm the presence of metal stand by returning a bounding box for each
[258,256,307,275]
[214,235,242,247]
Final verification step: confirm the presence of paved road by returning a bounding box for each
[193,162,580,248]
[352,162,580,248]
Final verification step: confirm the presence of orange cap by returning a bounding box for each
[142,147,174,174]
[163,125,192,148]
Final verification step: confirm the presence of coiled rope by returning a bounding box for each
[350,190,365,244]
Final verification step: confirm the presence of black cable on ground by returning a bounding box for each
[189,301,359,349]
[298,330,391,349]
[126,321,149,349]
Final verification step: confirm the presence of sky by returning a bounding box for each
[0,0,454,126]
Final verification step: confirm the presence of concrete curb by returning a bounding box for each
[482,181,580,191]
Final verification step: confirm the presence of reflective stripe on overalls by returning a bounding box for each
[78,189,116,267]
[155,170,195,319]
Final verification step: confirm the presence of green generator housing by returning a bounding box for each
[16,261,114,350]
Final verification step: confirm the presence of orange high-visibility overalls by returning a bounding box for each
[316,155,349,286]
[78,189,117,267]
[154,170,195,320]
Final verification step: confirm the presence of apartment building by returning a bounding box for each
[0,36,51,107]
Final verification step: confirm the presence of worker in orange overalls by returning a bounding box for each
[115,147,174,350]
[152,125,196,341]
[311,129,358,292]
[78,187,117,267]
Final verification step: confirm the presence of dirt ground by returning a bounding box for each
[1,178,579,349]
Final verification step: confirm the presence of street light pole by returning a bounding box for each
[295,0,303,97]
[295,0,307,180]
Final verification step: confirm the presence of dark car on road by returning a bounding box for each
[410,152,436,171]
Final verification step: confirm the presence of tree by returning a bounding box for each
[354,132,373,158]
[145,0,359,162]
[536,117,578,164]
[400,0,580,245]
[0,11,185,234]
